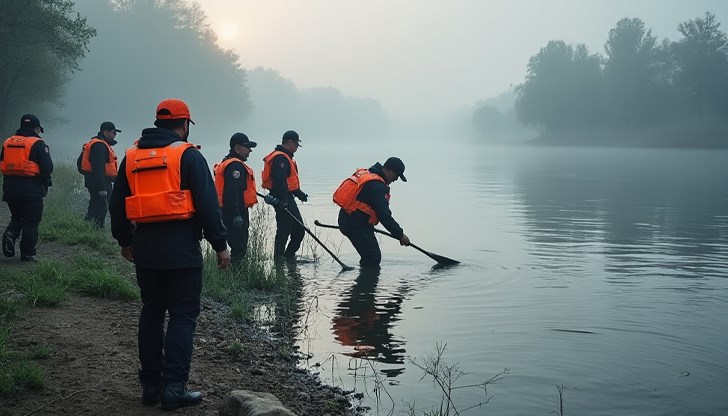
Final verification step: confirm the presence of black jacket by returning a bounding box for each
[1,128,53,201]
[220,151,249,219]
[82,134,117,192]
[339,163,404,239]
[269,145,306,202]
[109,127,227,269]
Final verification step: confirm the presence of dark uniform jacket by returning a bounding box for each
[340,162,404,239]
[83,134,117,192]
[109,128,227,269]
[220,152,249,221]
[269,145,306,202]
[1,128,53,201]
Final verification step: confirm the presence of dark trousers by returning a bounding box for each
[274,199,304,258]
[84,183,112,228]
[222,213,249,265]
[3,198,44,257]
[338,210,381,267]
[136,266,202,386]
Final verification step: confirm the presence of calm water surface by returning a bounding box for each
[243,142,728,416]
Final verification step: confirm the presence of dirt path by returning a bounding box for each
[0,204,360,416]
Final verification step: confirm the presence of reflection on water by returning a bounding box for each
[514,148,728,281]
[256,144,728,416]
[331,267,408,377]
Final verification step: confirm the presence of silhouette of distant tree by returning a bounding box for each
[672,12,728,123]
[0,0,95,134]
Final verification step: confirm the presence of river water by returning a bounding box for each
[238,141,728,416]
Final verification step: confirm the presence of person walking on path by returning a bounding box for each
[213,132,258,266]
[334,157,410,268]
[1,114,53,261]
[78,121,120,228]
[261,130,308,260]
[109,98,230,411]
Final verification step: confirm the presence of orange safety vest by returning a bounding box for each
[333,168,389,225]
[79,138,118,177]
[213,158,257,208]
[0,136,41,177]
[261,150,300,191]
[124,141,197,223]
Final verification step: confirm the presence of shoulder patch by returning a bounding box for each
[232,170,240,179]
[44,146,49,153]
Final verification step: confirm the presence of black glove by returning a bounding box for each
[232,215,244,230]
[264,194,279,207]
[298,193,308,203]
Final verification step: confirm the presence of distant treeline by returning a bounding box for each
[475,12,728,145]
[0,0,388,153]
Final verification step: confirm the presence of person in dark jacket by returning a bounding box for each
[261,130,308,260]
[109,99,230,411]
[215,132,258,266]
[1,114,53,261]
[80,121,120,228]
[337,157,410,267]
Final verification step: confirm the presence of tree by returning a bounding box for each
[0,0,96,135]
[515,40,602,133]
[51,0,252,155]
[603,18,662,127]
[672,12,728,123]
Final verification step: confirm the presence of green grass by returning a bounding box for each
[0,164,139,397]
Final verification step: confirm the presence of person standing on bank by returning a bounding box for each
[213,132,258,266]
[78,121,120,228]
[1,114,53,261]
[109,99,230,411]
[334,157,410,268]
[261,130,308,260]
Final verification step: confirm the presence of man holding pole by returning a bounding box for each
[334,157,410,268]
[261,130,308,260]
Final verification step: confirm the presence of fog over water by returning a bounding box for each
[5,1,728,414]
[36,0,728,159]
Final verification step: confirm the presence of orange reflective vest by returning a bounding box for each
[261,150,299,191]
[213,158,257,208]
[124,141,197,223]
[79,138,118,177]
[333,168,389,225]
[0,136,41,177]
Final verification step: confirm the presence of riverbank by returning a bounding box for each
[0,165,362,415]
[529,125,728,148]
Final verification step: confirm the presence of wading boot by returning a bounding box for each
[141,384,161,406]
[160,382,202,411]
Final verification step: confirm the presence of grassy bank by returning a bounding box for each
[0,163,295,396]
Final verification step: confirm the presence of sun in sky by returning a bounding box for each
[217,21,239,41]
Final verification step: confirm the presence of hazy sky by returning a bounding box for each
[197,0,728,118]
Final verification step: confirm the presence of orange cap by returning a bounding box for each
[156,98,195,124]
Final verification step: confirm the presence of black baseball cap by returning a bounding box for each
[20,114,43,133]
[282,130,302,146]
[383,157,407,182]
[100,121,121,133]
[230,132,257,148]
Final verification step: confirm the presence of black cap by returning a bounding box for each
[282,130,302,146]
[20,114,44,133]
[230,132,257,149]
[383,157,407,182]
[100,121,121,133]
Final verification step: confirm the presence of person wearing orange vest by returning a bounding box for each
[335,157,410,267]
[108,99,230,411]
[78,121,120,228]
[214,132,258,266]
[261,130,308,260]
[1,114,53,261]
